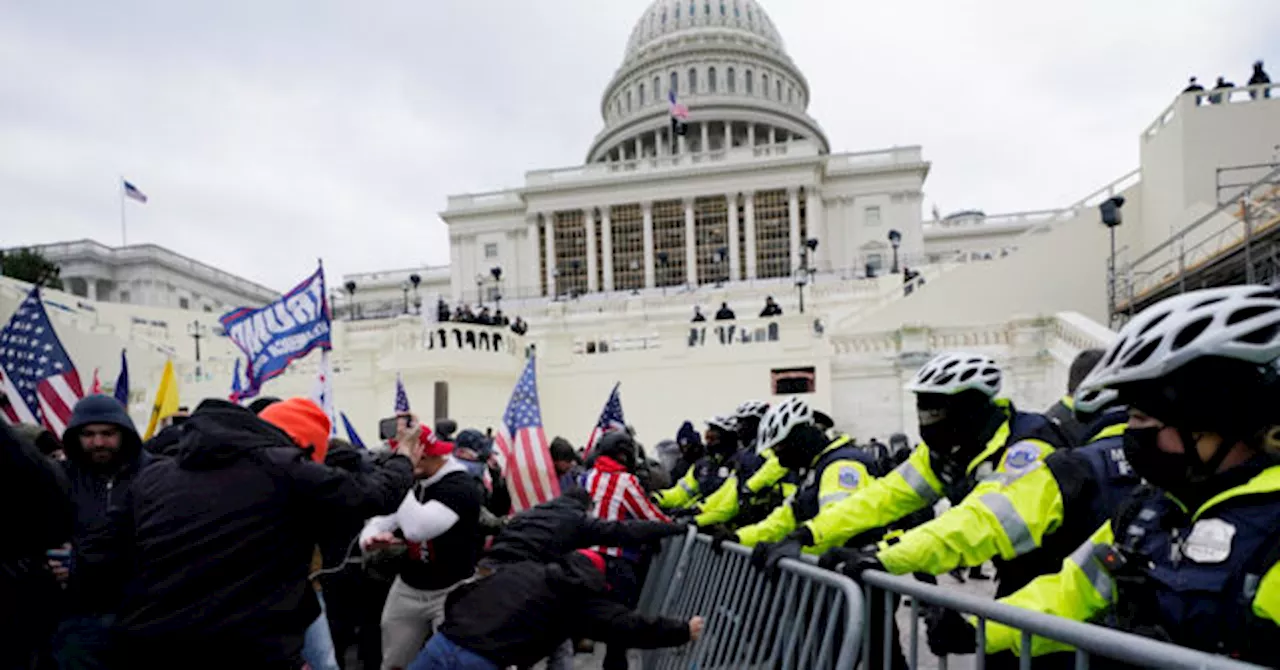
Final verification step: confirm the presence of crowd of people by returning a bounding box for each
[1182,59,1271,102]
[4,283,1280,669]
[436,299,528,336]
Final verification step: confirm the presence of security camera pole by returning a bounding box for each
[1099,196,1126,327]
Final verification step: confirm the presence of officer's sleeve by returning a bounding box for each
[1255,560,1280,625]
[735,501,796,547]
[984,522,1118,657]
[745,452,788,493]
[877,441,1062,575]
[694,475,739,527]
[807,459,875,553]
[804,445,942,549]
[654,466,699,509]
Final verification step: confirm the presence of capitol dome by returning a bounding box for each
[587,0,828,163]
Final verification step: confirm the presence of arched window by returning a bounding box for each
[616,99,622,116]
[727,66,736,93]
[654,76,661,102]
[626,90,632,112]
[776,79,782,101]
[639,82,646,106]
[762,73,769,98]
[787,86,793,103]
[720,1,726,16]
[705,2,711,16]
[745,68,753,93]
[734,2,740,18]
[661,8,667,23]
[670,71,678,95]
[688,68,697,93]
[675,3,680,18]
[708,67,717,93]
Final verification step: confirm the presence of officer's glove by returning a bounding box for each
[752,528,813,575]
[708,527,738,554]
[925,607,977,656]
[817,546,862,571]
[818,547,884,580]
[669,507,699,521]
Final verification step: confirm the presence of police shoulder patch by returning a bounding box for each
[1001,441,1045,475]
[837,465,861,489]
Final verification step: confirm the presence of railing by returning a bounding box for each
[1145,82,1280,142]
[422,323,523,355]
[569,317,799,356]
[638,527,865,670]
[1118,165,1280,310]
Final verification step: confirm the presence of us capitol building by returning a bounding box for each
[5,0,1277,444]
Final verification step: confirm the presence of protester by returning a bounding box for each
[550,436,584,492]
[759,296,783,317]
[77,397,415,668]
[318,438,383,670]
[0,422,72,669]
[360,417,483,670]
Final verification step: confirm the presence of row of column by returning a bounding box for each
[604,121,788,162]
[528,187,820,295]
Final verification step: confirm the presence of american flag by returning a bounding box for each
[0,286,84,435]
[584,382,625,457]
[394,373,410,413]
[493,355,560,512]
[123,179,148,204]
[668,89,689,120]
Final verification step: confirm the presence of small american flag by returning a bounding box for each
[668,89,689,121]
[584,382,625,456]
[394,373,410,413]
[0,286,84,435]
[123,180,148,204]
[493,355,560,512]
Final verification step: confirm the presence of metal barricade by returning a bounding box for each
[637,527,864,670]
[857,570,1271,670]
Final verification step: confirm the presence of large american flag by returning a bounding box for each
[584,382,625,456]
[0,286,84,435]
[493,355,560,512]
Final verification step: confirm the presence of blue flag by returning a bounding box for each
[112,349,129,407]
[220,265,331,399]
[229,358,243,401]
[341,412,366,449]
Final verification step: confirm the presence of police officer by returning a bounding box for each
[932,286,1280,665]
[1044,349,1107,445]
[711,398,876,569]
[791,352,1070,596]
[654,416,759,513]
[692,401,797,528]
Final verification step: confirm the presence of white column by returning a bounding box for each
[769,126,777,145]
[678,131,687,155]
[634,136,642,160]
[788,188,801,273]
[642,202,656,288]
[584,208,598,293]
[723,121,732,150]
[744,193,758,279]
[601,206,614,291]
[543,213,557,297]
[684,198,697,286]
[747,123,756,147]
[806,188,825,270]
[525,217,540,296]
[86,279,98,301]
[726,193,740,281]
[700,122,709,153]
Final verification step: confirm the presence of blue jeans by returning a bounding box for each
[407,634,499,670]
[302,592,340,670]
[53,614,114,670]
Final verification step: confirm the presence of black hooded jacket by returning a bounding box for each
[440,553,690,667]
[78,399,413,664]
[483,490,684,565]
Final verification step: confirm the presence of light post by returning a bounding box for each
[409,273,422,315]
[1100,196,1126,327]
[715,246,728,287]
[343,280,357,320]
[551,268,561,301]
[400,280,410,315]
[629,259,641,295]
[795,238,819,314]
[475,274,486,308]
[490,266,503,313]
[657,252,670,297]
[187,320,206,378]
[888,229,902,274]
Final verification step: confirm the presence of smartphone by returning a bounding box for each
[379,417,400,441]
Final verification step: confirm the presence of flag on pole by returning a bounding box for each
[341,412,366,449]
[668,89,689,138]
[123,180,148,203]
[220,263,330,399]
[584,382,625,456]
[229,358,243,402]
[0,285,85,434]
[311,350,338,437]
[143,360,179,440]
[492,355,560,512]
[90,369,102,395]
[113,349,130,408]
[394,373,410,413]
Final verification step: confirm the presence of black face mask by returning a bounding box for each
[1123,426,1192,499]
[774,425,826,470]
[918,399,1001,466]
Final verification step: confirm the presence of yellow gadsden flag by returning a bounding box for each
[143,360,180,439]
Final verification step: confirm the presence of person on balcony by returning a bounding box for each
[759,296,783,317]
[690,306,706,323]
[1248,60,1271,99]
[931,286,1280,667]
[714,302,735,320]
[1209,75,1235,104]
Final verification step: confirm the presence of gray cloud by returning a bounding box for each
[2,0,1276,291]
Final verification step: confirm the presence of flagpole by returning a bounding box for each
[119,176,127,246]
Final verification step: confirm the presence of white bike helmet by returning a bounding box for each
[1073,387,1119,415]
[734,400,770,420]
[756,396,813,453]
[906,352,1002,398]
[1079,286,1280,393]
[706,414,739,434]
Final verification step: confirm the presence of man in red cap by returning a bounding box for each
[77,397,415,669]
[360,413,485,670]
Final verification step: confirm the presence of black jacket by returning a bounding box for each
[60,394,152,611]
[440,553,690,667]
[79,399,413,664]
[485,491,683,565]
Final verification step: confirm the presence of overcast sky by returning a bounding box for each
[2,0,1277,291]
